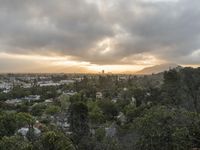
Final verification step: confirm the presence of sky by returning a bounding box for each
[0,0,200,73]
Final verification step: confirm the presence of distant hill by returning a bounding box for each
[135,63,181,75]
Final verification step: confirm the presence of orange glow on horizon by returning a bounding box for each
[2,52,198,74]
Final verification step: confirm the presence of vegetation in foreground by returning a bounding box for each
[1,67,200,150]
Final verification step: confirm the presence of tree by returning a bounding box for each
[89,105,105,125]
[132,88,146,107]
[40,131,75,150]
[45,105,61,115]
[98,100,119,120]
[59,94,70,111]
[161,68,200,112]
[0,135,32,150]
[162,69,180,105]
[31,103,46,116]
[179,68,200,112]
[133,106,200,150]
[16,102,29,113]
[68,102,89,144]
[16,112,35,128]
[0,112,18,137]
[16,112,36,142]
[87,101,105,125]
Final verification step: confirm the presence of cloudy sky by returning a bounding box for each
[0,0,200,73]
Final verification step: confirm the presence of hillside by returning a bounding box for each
[136,63,180,75]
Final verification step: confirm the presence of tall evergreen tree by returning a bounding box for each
[68,102,89,144]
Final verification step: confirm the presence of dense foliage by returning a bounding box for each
[1,67,200,149]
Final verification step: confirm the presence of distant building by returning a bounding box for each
[5,99,22,106]
[17,127,41,137]
[24,95,40,102]
[105,123,117,138]
[123,87,128,91]
[22,83,32,89]
[73,77,83,82]
[0,82,12,90]
[45,99,53,103]
[131,97,136,106]
[63,91,77,96]
[39,83,60,87]
[96,92,103,99]
[3,89,10,93]
[111,98,117,103]
[38,81,60,87]
[117,112,126,125]
[118,76,128,80]
[59,80,75,85]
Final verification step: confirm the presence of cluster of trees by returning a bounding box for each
[0,111,75,150]
[0,85,62,102]
[65,68,200,149]
[1,67,200,150]
[162,68,200,111]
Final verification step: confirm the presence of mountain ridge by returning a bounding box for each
[135,63,181,75]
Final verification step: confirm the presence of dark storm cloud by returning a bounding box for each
[107,0,200,63]
[0,0,200,65]
[0,0,113,55]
